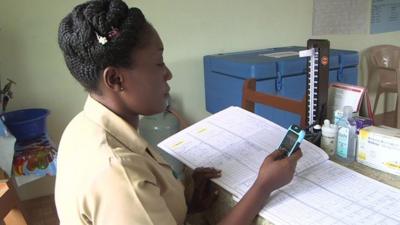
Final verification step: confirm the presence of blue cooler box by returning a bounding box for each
[204,46,359,128]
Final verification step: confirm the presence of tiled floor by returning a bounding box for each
[21,195,59,225]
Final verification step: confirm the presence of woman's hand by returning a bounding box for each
[217,149,302,225]
[188,167,221,213]
[255,149,302,192]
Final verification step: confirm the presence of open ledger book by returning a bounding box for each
[158,107,400,225]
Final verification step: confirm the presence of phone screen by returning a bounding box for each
[281,130,298,153]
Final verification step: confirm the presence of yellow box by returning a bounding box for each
[357,126,400,176]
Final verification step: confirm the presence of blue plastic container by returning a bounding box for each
[204,46,359,128]
[0,108,49,141]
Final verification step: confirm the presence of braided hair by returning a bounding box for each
[58,0,151,92]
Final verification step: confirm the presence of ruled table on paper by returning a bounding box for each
[158,106,400,225]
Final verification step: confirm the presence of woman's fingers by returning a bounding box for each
[288,149,302,162]
[193,167,222,179]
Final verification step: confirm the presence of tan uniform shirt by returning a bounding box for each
[55,96,187,225]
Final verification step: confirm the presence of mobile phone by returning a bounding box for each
[278,124,305,157]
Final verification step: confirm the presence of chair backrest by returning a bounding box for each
[241,79,307,128]
[367,45,400,69]
[366,45,400,87]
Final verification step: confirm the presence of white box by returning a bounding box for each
[357,126,400,176]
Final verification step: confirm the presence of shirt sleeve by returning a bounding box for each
[80,156,180,225]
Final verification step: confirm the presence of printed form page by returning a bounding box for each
[248,161,400,225]
[159,107,400,225]
[158,106,327,197]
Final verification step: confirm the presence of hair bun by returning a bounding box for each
[58,0,150,92]
[84,0,128,35]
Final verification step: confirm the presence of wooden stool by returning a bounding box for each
[0,171,28,225]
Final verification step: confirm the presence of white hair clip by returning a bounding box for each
[96,33,108,45]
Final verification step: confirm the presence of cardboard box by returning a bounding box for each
[357,126,400,176]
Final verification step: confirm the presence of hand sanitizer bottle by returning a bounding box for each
[335,106,357,164]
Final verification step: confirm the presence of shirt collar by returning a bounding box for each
[83,95,147,155]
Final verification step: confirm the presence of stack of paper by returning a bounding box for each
[158,107,400,225]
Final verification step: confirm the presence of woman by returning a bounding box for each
[55,0,302,224]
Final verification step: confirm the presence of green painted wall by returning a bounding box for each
[1,0,399,199]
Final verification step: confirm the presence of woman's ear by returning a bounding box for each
[102,67,124,92]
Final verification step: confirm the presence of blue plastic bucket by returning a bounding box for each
[1,108,50,141]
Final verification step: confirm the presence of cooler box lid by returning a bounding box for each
[204,46,358,80]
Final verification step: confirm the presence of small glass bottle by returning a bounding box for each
[312,124,322,146]
[335,106,357,164]
[334,109,343,125]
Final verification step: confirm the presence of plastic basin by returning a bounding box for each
[1,108,49,141]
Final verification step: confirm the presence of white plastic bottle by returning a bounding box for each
[321,119,337,156]
[335,106,357,164]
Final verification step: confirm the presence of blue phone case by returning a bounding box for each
[279,124,305,157]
